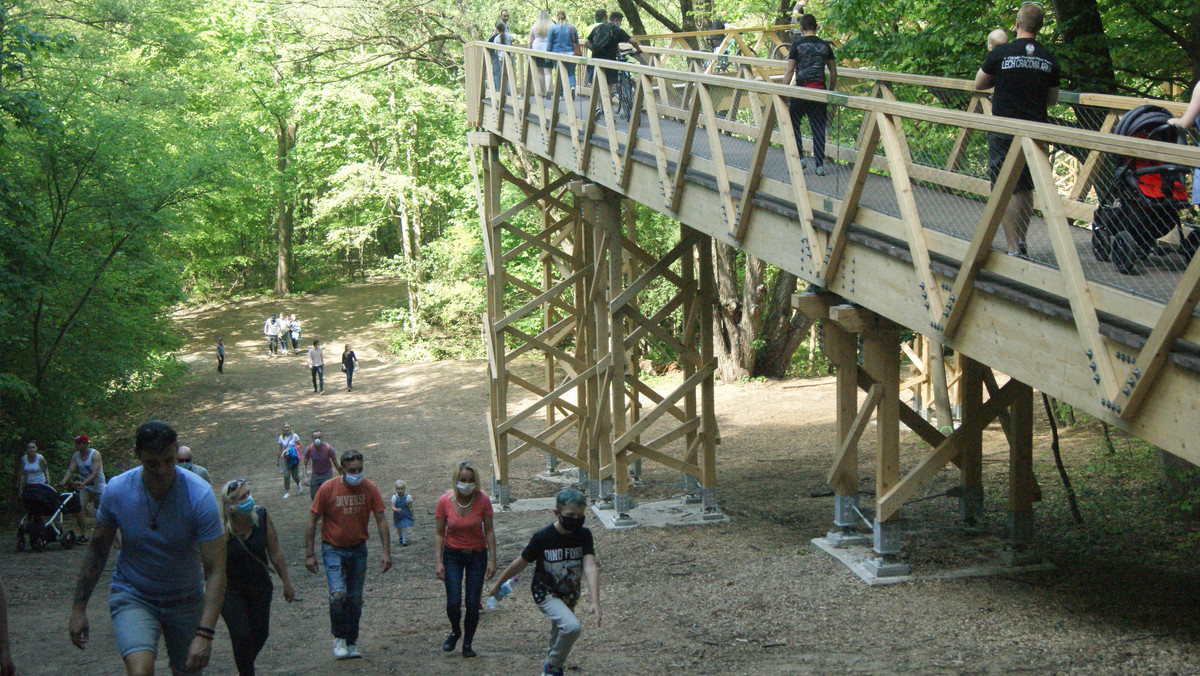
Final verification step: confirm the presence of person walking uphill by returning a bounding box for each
[341,344,358,392]
[974,1,1060,256]
[434,460,497,659]
[305,451,391,660]
[68,420,227,676]
[220,479,296,675]
[491,488,601,676]
[307,340,325,394]
[303,430,342,499]
[781,13,837,176]
[60,434,106,543]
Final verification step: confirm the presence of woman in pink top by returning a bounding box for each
[433,460,496,659]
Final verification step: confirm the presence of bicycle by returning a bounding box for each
[772,28,803,61]
[612,47,639,121]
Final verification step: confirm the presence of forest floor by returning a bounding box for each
[5,278,1200,675]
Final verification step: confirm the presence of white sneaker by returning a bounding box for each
[282,492,290,499]
[346,644,362,659]
[333,638,349,659]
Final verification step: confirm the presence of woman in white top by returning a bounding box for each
[528,9,554,94]
[18,440,49,493]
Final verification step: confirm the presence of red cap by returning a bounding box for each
[74,434,89,444]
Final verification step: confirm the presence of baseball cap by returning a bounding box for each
[74,434,89,444]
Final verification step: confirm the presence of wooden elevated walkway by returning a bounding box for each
[465,31,1200,561]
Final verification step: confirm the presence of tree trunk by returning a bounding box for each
[1051,0,1118,94]
[713,241,761,381]
[755,271,811,377]
[274,116,298,296]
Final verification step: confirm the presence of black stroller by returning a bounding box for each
[17,483,81,552]
[1091,105,1197,275]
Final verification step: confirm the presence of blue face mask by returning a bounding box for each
[344,472,364,487]
[235,497,255,514]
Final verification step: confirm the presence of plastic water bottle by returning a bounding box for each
[485,578,516,610]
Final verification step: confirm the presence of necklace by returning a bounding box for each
[455,494,474,509]
[145,480,176,531]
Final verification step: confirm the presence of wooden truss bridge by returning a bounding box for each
[465,26,1200,570]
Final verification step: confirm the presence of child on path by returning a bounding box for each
[389,480,414,546]
[217,337,225,373]
[489,488,601,676]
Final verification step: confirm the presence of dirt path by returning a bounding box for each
[5,279,1200,674]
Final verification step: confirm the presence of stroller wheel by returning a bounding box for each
[30,535,45,552]
[61,530,77,550]
[1182,230,1200,260]
[1113,231,1141,275]
[1092,226,1113,262]
[16,533,26,553]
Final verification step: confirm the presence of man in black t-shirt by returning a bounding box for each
[974,2,1060,256]
[781,14,837,175]
[490,489,601,676]
[583,11,641,86]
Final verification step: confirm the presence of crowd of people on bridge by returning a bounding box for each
[6,419,600,676]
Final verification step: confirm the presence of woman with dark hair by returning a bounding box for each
[341,344,358,392]
[18,440,49,492]
[433,460,497,658]
[220,478,295,675]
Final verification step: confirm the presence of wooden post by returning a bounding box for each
[825,320,870,545]
[479,140,509,504]
[681,224,700,501]
[959,357,985,525]
[697,230,719,514]
[542,163,559,476]
[1006,378,1037,564]
[863,324,908,576]
[607,191,631,511]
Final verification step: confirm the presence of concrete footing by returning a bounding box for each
[591,496,729,529]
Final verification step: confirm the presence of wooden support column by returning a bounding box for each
[608,193,631,511]
[542,163,559,476]
[476,137,510,504]
[697,230,719,514]
[862,323,909,576]
[959,357,986,525]
[681,225,700,500]
[580,182,610,501]
[825,319,873,546]
[1007,379,1036,561]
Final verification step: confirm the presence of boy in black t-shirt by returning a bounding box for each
[490,488,601,676]
[780,13,837,175]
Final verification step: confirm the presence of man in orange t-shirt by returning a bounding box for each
[304,450,391,660]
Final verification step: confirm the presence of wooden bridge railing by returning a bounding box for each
[634,41,1190,223]
[467,41,1200,476]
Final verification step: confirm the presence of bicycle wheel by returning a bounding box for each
[616,75,635,120]
[773,43,791,61]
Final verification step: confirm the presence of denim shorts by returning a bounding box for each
[109,588,204,672]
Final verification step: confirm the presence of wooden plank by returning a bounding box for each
[697,84,738,234]
[828,384,882,485]
[877,380,1020,520]
[504,324,585,373]
[1009,380,1035,514]
[496,361,600,435]
[732,100,778,242]
[614,361,716,451]
[770,95,820,264]
[490,173,575,228]
[493,269,587,332]
[610,233,696,310]
[877,113,943,325]
[669,88,704,213]
[619,75,648,190]
[942,138,1027,340]
[1069,111,1118,202]
[629,377,690,424]
[1116,249,1200,419]
[944,94,982,172]
[1023,136,1119,401]
[637,73,675,207]
[824,112,880,286]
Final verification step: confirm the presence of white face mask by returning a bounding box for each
[345,472,364,487]
[456,481,476,495]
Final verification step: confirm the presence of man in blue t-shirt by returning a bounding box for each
[69,420,227,675]
[974,1,1060,256]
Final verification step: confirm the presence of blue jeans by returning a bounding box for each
[311,365,324,392]
[321,541,367,643]
[442,547,487,646]
[109,589,204,673]
[345,366,354,389]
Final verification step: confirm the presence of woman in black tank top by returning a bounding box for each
[221,479,296,675]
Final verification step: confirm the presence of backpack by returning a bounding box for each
[590,23,615,55]
[285,445,300,467]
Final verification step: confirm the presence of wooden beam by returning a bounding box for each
[732,100,778,242]
[828,384,882,485]
[1116,248,1200,419]
[877,380,1020,520]
[824,112,880,286]
[943,139,1026,340]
